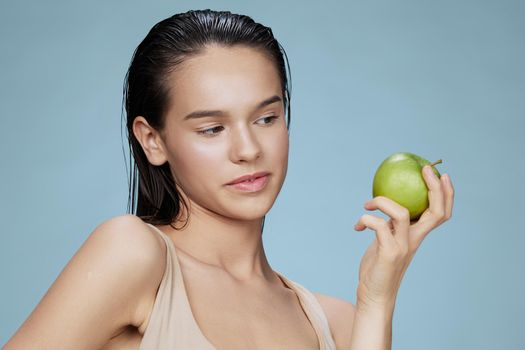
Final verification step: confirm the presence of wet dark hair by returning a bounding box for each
[122,9,292,231]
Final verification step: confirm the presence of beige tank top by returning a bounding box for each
[139,223,336,350]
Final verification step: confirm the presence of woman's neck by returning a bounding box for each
[162,204,274,282]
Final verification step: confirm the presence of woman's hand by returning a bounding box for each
[353,165,455,309]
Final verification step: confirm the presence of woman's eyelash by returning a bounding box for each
[197,115,279,136]
[197,125,225,136]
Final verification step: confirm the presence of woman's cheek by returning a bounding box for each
[273,128,289,161]
[187,139,228,178]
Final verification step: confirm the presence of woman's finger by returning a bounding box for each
[363,196,410,245]
[411,165,447,238]
[442,173,455,220]
[387,218,394,231]
[354,214,397,250]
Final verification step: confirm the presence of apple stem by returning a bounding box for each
[430,159,443,167]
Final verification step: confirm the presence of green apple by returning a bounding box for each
[372,152,442,222]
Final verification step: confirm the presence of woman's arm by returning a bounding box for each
[314,293,394,350]
[3,215,166,350]
[348,301,394,349]
[347,166,454,349]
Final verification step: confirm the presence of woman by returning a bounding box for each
[4,9,454,349]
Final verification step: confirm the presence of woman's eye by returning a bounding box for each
[257,115,279,125]
[197,125,224,136]
[197,116,279,137]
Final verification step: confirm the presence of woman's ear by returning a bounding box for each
[132,116,168,166]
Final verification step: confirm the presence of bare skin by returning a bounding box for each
[100,221,329,350]
[4,214,355,350]
[4,45,357,349]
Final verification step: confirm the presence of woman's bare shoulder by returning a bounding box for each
[313,292,356,350]
[79,214,168,331]
[89,214,167,276]
[3,214,167,350]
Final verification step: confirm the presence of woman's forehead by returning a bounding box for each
[166,46,282,120]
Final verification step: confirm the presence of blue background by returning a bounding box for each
[1,0,523,348]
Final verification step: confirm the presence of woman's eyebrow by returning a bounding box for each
[183,95,282,121]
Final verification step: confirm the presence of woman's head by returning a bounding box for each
[123,9,292,229]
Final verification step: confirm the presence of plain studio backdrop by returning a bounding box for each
[1,1,523,349]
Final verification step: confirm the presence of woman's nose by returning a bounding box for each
[229,126,262,163]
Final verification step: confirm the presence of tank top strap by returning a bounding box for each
[138,223,216,349]
[274,271,337,350]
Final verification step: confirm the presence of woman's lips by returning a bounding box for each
[226,174,269,192]
[227,171,270,185]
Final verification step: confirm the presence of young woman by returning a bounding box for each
[4,9,454,350]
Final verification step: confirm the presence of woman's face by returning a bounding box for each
[159,45,289,222]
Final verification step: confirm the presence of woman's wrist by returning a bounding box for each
[355,297,396,316]
[356,281,398,311]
